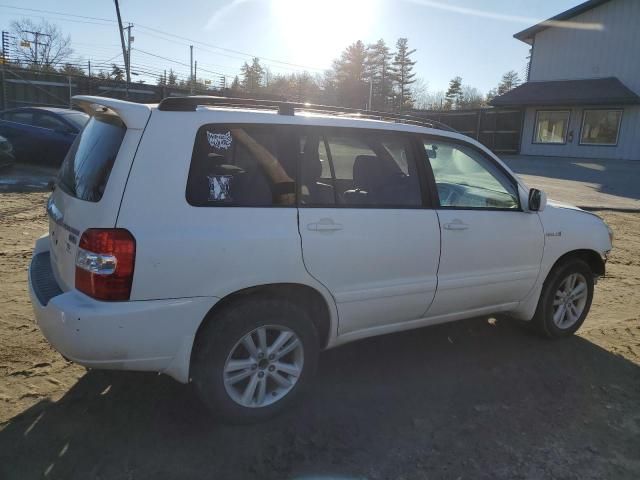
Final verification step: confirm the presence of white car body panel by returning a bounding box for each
[509,201,612,321]
[28,97,613,383]
[47,128,146,291]
[428,209,544,317]
[298,208,440,334]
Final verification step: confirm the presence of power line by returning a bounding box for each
[135,25,327,72]
[0,4,115,24]
[134,48,234,79]
[0,3,328,73]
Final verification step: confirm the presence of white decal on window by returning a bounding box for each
[208,175,233,201]
[206,130,233,150]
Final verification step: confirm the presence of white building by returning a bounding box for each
[492,0,640,160]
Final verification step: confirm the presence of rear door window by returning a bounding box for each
[34,113,69,131]
[57,114,126,202]
[300,129,422,207]
[186,125,298,207]
[4,111,35,126]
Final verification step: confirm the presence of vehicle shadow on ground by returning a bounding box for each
[1,318,639,480]
[502,155,640,202]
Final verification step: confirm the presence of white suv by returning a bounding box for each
[29,95,612,422]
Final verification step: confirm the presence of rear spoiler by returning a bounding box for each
[71,95,152,129]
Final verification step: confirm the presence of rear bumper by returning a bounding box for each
[28,237,216,383]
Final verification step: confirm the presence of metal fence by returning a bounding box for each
[0,66,233,110]
[412,108,523,154]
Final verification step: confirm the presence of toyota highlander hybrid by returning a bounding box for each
[28,96,613,422]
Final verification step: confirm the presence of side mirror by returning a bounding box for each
[528,188,547,212]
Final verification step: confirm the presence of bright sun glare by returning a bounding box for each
[271,0,379,68]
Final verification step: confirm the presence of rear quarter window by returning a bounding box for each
[57,114,126,202]
[186,125,298,207]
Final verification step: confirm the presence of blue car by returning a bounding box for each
[0,107,89,168]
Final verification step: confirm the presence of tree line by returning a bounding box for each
[227,38,522,112]
[4,18,523,111]
[224,38,418,112]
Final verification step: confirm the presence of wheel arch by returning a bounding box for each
[509,248,605,323]
[548,248,605,278]
[190,283,335,372]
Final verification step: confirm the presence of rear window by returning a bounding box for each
[186,125,298,207]
[62,112,90,131]
[57,114,126,202]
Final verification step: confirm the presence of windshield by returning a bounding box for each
[57,114,126,202]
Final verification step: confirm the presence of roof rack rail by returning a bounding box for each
[157,96,458,133]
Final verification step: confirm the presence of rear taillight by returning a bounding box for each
[75,229,136,301]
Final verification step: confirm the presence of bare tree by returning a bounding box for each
[458,86,485,109]
[411,78,429,110]
[425,90,446,110]
[11,18,73,69]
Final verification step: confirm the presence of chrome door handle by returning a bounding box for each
[307,221,343,232]
[443,221,469,231]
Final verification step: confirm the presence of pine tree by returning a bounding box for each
[332,41,368,108]
[241,57,264,93]
[167,69,178,86]
[497,70,521,95]
[365,39,393,111]
[230,75,241,92]
[110,64,124,81]
[444,76,462,110]
[390,38,417,112]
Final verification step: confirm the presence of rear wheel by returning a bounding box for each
[532,259,594,337]
[191,297,319,423]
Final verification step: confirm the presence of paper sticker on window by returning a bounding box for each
[207,130,232,150]
[208,175,233,201]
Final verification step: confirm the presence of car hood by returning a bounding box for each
[547,199,583,211]
[546,199,604,220]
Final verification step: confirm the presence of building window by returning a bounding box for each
[533,110,570,144]
[580,109,623,146]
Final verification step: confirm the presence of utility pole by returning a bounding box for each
[124,23,133,87]
[189,45,194,95]
[194,60,197,90]
[22,30,50,67]
[113,0,129,98]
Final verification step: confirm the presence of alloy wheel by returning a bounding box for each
[552,272,588,329]
[223,325,304,408]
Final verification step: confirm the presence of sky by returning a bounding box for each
[0,0,584,94]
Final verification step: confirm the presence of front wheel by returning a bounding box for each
[532,259,595,337]
[191,297,319,423]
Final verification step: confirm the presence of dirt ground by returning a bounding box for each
[0,191,639,480]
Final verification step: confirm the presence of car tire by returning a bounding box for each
[191,296,319,423]
[531,259,594,338]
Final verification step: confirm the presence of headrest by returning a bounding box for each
[353,154,385,190]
